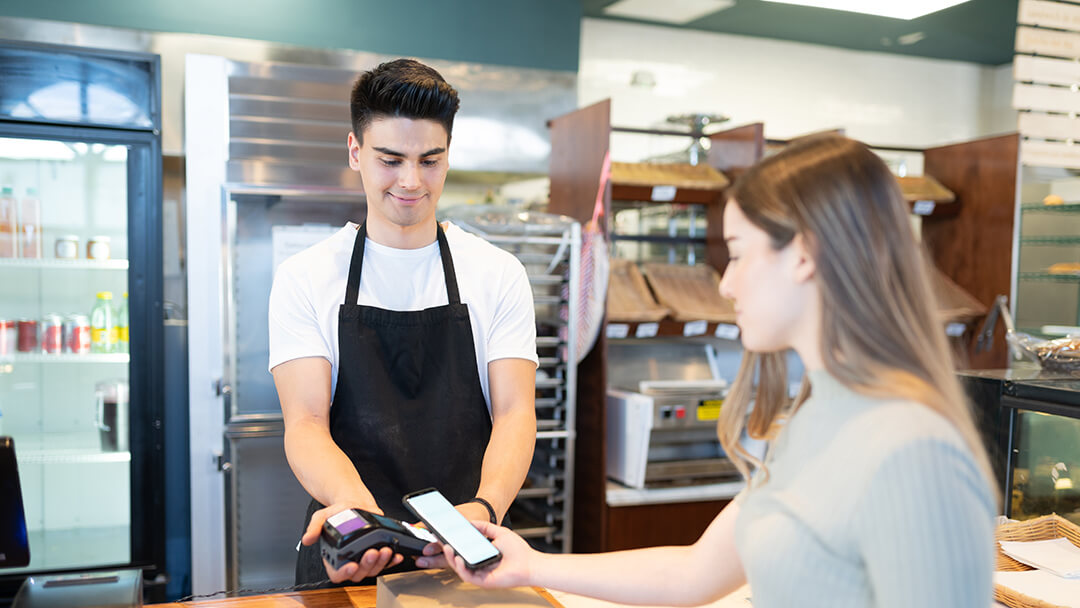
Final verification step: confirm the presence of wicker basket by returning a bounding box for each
[607,258,670,322]
[995,514,1080,608]
[641,263,736,323]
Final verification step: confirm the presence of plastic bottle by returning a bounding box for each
[117,292,129,354]
[19,187,41,259]
[90,292,116,354]
[0,186,16,258]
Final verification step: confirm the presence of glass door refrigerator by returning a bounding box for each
[0,41,165,599]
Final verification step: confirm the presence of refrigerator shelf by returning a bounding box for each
[4,353,130,364]
[0,258,129,270]
[16,449,131,465]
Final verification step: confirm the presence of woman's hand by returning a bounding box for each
[438,520,536,589]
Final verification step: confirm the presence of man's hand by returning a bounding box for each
[301,503,404,583]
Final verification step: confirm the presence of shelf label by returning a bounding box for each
[912,200,936,216]
[683,320,708,336]
[650,185,677,202]
[715,323,740,340]
[606,324,630,339]
[635,323,659,338]
[945,322,967,337]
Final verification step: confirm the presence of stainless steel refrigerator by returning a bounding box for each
[0,40,165,597]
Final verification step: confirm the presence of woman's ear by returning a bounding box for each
[789,233,817,284]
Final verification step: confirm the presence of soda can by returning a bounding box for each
[41,313,64,354]
[64,314,91,354]
[16,319,38,352]
[0,319,15,356]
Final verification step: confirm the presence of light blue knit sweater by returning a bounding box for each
[734,369,996,607]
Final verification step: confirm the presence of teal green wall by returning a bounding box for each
[0,0,581,72]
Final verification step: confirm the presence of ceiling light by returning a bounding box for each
[603,0,736,25]
[761,0,970,20]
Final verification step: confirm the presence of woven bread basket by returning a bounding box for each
[641,263,736,323]
[607,258,669,322]
[994,514,1080,608]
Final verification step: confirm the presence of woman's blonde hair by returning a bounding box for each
[717,135,995,494]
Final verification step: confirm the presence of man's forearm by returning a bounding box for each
[284,418,377,509]
[475,403,536,521]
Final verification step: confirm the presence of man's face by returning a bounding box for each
[348,117,449,230]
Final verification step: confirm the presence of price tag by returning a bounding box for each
[714,323,740,340]
[606,324,629,339]
[945,322,967,337]
[635,323,659,338]
[683,320,708,336]
[912,200,936,216]
[650,185,677,202]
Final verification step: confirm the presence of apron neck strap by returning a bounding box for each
[344,222,461,305]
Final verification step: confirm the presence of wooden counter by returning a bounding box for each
[151,586,378,607]
[150,586,563,607]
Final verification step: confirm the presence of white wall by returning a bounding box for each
[579,18,1016,162]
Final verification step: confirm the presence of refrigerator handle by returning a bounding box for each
[95,391,109,432]
[213,378,232,396]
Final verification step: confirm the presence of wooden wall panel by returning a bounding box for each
[705,123,765,272]
[606,500,730,551]
[546,102,612,552]
[548,100,611,225]
[923,133,1020,369]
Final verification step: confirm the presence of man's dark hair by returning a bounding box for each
[350,59,460,144]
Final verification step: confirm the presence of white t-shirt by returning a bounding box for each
[268,222,538,412]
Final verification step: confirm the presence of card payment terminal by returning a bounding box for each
[320,508,436,569]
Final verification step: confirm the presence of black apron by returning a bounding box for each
[296,223,492,585]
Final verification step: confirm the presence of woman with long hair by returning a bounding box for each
[422,135,997,607]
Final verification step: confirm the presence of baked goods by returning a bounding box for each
[1049,262,1080,275]
[1033,336,1080,372]
[1044,194,1065,206]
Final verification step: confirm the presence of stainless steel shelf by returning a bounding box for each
[528,274,565,286]
[1020,236,1080,245]
[514,525,559,539]
[1019,272,1080,283]
[516,487,559,500]
[0,258,128,270]
[535,337,563,348]
[1022,203,1080,213]
[537,430,571,440]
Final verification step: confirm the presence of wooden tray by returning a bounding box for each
[611,162,730,190]
[897,175,956,203]
[607,258,670,322]
[641,263,736,323]
[930,266,987,323]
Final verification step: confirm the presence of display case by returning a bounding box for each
[0,40,165,598]
[961,369,1080,526]
[1014,166,1080,337]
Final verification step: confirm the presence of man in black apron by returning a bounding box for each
[270,59,537,586]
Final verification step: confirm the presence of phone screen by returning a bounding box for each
[404,489,500,569]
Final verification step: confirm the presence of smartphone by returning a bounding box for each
[402,488,501,570]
